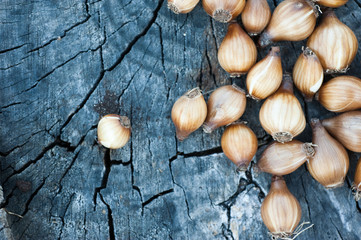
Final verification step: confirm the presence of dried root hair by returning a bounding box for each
[352,182,361,201]
[268,222,314,240]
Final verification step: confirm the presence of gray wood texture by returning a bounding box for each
[1,0,361,239]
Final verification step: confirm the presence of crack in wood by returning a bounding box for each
[57,193,75,240]
[83,212,87,238]
[0,62,23,71]
[217,163,266,239]
[116,64,142,104]
[21,179,45,216]
[1,126,92,207]
[0,43,28,55]
[85,0,89,15]
[331,220,344,240]
[108,8,147,37]
[28,2,91,53]
[221,223,234,240]
[168,158,192,220]
[174,14,189,34]
[155,22,167,93]
[93,149,111,207]
[123,106,145,211]
[106,0,164,72]
[130,163,145,214]
[0,141,29,158]
[24,45,103,94]
[142,188,174,207]
[58,47,105,135]
[205,44,218,88]
[354,0,361,8]
[218,178,248,209]
[196,54,205,89]
[167,145,225,218]
[18,221,32,240]
[169,146,223,162]
[99,192,115,240]
[55,152,80,195]
[109,159,131,166]
[245,165,266,202]
[301,174,315,235]
[3,136,77,184]
[209,18,219,52]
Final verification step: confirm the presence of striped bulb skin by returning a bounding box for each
[307,9,358,73]
[247,46,282,100]
[307,119,349,189]
[293,47,323,101]
[259,74,306,143]
[261,176,302,237]
[218,22,257,77]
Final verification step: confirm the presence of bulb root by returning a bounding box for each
[230,72,245,78]
[269,222,314,240]
[246,93,261,101]
[202,123,215,133]
[253,164,261,173]
[302,143,315,157]
[325,66,349,74]
[236,163,248,172]
[213,9,232,23]
[259,32,272,48]
[273,132,293,143]
[119,116,131,128]
[185,87,202,98]
[176,130,188,141]
[352,183,361,201]
[167,3,180,14]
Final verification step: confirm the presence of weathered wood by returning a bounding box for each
[0,186,14,240]
[1,0,361,239]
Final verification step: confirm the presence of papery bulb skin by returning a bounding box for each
[261,176,302,237]
[307,9,358,73]
[202,0,245,22]
[259,0,317,47]
[171,88,207,141]
[218,22,257,77]
[293,47,324,101]
[221,123,258,171]
[257,140,315,175]
[246,46,282,100]
[316,76,361,112]
[241,0,271,36]
[167,0,200,14]
[97,114,131,149]
[203,84,247,133]
[307,119,349,188]
[259,74,306,143]
[321,111,361,152]
[315,0,348,11]
[354,157,361,201]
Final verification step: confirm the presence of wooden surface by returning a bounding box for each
[1,0,361,239]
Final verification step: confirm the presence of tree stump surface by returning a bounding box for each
[1,0,361,239]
